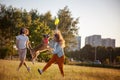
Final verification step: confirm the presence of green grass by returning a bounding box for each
[0,60,120,80]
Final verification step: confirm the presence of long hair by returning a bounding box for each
[54,30,65,48]
[20,28,26,34]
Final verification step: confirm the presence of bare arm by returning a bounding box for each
[26,40,32,50]
[16,39,19,49]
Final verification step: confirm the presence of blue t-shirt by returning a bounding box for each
[52,42,64,57]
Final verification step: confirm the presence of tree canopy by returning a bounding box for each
[0,4,79,60]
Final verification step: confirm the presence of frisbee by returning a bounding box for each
[54,18,59,25]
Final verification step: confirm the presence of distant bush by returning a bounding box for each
[0,48,9,59]
[37,51,52,62]
[64,56,70,64]
[69,62,120,69]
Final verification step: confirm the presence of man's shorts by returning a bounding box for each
[18,48,27,61]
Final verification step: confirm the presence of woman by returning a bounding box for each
[16,28,31,72]
[38,30,65,77]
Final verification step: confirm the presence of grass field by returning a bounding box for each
[0,60,120,80]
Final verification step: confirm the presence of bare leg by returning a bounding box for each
[17,60,24,71]
[23,61,28,68]
[24,62,30,72]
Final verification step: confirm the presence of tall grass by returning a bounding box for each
[0,60,120,80]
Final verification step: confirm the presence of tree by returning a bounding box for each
[22,9,31,27]
[106,47,115,63]
[0,4,17,59]
[80,45,94,61]
[0,4,81,61]
[97,46,107,62]
[29,11,53,47]
[57,6,79,51]
[113,47,120,64]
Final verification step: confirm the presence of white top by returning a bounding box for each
[16,34,29,49]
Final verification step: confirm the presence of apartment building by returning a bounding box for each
[85,35,115,48]
[85,35,102,47]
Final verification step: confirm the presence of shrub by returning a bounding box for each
[64,56,70,64]
[0,48,9,59]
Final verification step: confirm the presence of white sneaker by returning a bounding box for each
[38,69,42,75]
[27,67,31,72]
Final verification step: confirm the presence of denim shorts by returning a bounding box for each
[18,48,27,61]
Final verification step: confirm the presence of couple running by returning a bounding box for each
[16,28,65,77]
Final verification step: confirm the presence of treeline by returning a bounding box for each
[67,45,120,64]
[0,4,79,61]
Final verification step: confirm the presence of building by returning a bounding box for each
[85,35,102,47]
[68,36,81,51]
[85,35,115,48]
[102,38,115,48]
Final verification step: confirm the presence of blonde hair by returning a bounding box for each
[54,30,65,48]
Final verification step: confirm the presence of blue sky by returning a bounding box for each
[1,0,120,47]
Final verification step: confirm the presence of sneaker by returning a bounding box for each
[38,69,42,75]
[27,67,31,72]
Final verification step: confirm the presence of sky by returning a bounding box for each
[0,0,120,48]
